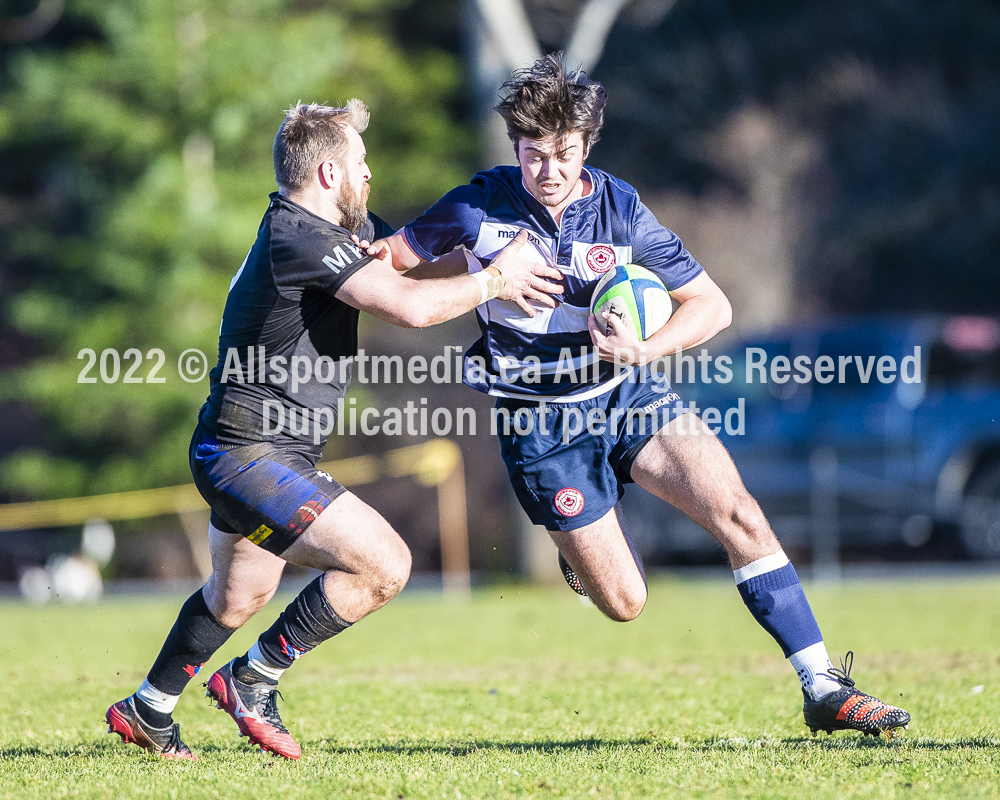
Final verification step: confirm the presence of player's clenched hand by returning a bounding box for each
[489,229,563,317]
[589,310,648,366]
[355,235,392,264]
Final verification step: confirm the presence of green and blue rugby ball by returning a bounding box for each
[590,264,672,340]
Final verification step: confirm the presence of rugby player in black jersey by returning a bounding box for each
[105,100,563,760]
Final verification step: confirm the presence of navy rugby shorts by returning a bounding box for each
[496,368,690,531]
[189,427,346,555]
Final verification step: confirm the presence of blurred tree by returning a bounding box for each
[593,0,1000,316]
[0,0,473,500]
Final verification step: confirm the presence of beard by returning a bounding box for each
[338,180,370,234]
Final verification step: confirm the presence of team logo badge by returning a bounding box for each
[279,634,306,661]
[554,487,585,517]
[586,245,615,274]
[287,492,331,535]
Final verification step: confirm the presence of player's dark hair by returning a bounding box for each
[494,53,606,154]
[273,100,369,191]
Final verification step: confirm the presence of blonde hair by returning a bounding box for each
[273,100,370,191]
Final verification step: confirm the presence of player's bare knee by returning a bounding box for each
[206,580,278,628]
[211,599,257,629]
[604,584,647,622]
[370,544,411,606]
[605,597,645,623]
[368,572,406,608]
[387,535,412,584]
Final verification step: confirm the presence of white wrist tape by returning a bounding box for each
[471,266,504,305]
[472,269,492,305]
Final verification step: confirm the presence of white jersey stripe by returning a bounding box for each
[487,366,637,402]
[481,298,591,336]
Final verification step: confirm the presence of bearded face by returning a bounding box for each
[337,179,370,235]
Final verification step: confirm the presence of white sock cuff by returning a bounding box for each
[136,679,180,714]
[247,640,287,682]
[788,641,830,666]
[733,550,789,584]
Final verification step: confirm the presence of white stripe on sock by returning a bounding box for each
[136,679,180,714]
[247,640,286,682]
[733,550,790,585]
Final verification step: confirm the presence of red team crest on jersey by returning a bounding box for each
[554,487,585,517]
[586,245,615,274]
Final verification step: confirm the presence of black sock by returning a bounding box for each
[136,588,236,726]
[253,576,351,675]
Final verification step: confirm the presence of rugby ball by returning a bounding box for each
[590,264,672,340]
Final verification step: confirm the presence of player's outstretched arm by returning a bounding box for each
[372,233,471,280]
[376,231,564,307]
[336,230,563,328]
[589,271,733,365]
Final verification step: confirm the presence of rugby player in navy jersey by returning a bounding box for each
[105,100,563,760]
[377,55,910,738]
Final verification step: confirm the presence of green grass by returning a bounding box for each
[2,576,999,799]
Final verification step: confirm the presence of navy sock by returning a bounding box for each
[736,559,823,657]
[137,588,236,726]
[252,576,351,676]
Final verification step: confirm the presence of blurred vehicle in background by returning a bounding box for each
[624,315,1000,565]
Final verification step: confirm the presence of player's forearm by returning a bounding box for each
[378,233,424,272]
[396,274,483,328]
[403,249,473,280]
[377,267,505,328]
[644,294,733,359]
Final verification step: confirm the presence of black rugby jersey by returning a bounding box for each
[197,192,394,450]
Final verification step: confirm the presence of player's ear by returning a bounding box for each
[318,159,342,191]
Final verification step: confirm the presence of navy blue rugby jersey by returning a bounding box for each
[198,192,394,448]
[403,165,703,399]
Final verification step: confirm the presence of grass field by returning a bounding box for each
[2,575,999,799]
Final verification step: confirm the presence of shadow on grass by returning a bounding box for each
[317,735,999,757]
[4,735,996,762]
[0,741,133,759]
[322,737,650,757]
[689,735,1000,752]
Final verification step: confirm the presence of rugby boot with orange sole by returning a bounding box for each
[803,651,911,738]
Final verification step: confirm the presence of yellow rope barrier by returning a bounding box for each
[0,439,470,596]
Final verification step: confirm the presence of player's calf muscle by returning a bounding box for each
[716,492,778,562]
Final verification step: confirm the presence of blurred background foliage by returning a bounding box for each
[0,0,997,514]
[0,0,473,500]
